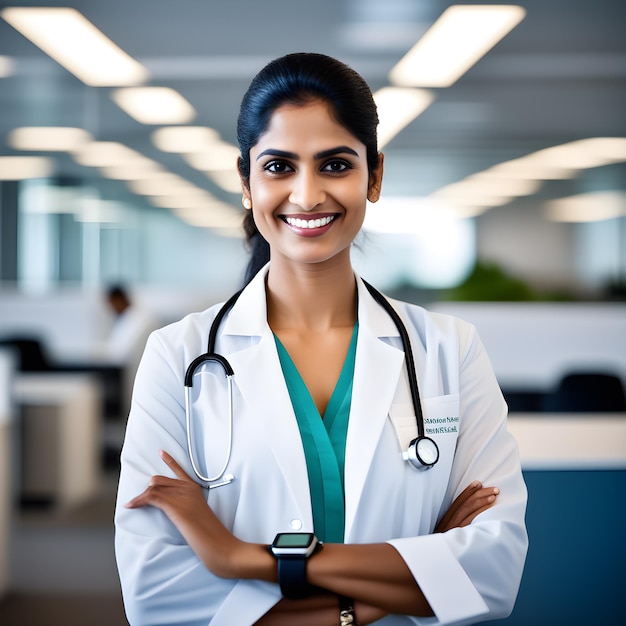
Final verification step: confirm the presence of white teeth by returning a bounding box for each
[284,215,334,229]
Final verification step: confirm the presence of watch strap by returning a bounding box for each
[277,555,309,599]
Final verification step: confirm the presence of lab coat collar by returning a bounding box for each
[220,263,400,340]
[220,263,271,339]
[219,263,405,539]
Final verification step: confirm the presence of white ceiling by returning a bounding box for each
[1,0,625,212]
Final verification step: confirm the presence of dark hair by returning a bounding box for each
[106,284,129,302]
[237,52,380,284]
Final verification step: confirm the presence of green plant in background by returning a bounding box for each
[443,260,537,301]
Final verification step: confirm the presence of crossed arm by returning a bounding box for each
[124,450,499,625]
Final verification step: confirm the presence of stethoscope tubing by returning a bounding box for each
[185,372,235,485]
[362,281,426,440]
[184,280,438,486]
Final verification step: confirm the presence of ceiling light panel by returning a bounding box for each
[545,191,626,223]
[525,137,626,170]
[9,127,92,151]
[206,169,243,194]
[112,87,196,124]
[152,126,221,153]
[0,55,14,77]
[149,195,223,211]
[127,173,208,197]
[1,7,148,86]
[73,141,149,168]
[0,156,54,179]
[374,87,434,148]
[183,143,241,172]
[389,5,526,87]
[99,159,164,180]
[485,159,577,180]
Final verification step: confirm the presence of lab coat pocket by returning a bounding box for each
[387,394,460,533]
[390,392,459,439]
[389,393,460,470]
[422,393,460,464]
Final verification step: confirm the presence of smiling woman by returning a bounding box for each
[115,52,527,626]
[237,53,383,285]
[242,100,381,272]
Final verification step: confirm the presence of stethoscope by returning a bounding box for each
[184,281,439,488]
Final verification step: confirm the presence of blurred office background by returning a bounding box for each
[0,1,625,624]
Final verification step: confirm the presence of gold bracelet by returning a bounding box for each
[339,595,357,626]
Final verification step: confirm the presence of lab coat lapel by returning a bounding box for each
[218,268,313,525]
[344,278,405,539]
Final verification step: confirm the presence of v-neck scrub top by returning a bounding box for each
[274,322,359,543]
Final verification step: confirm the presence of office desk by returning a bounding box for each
[508,412,626,470]
[475,413,626,625]
[14,373,102,508]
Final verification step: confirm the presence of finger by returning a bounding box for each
[123,475,180,508]
[453,488,499,525]
[159,450,194,482]
[451,481,483,511]
[456,498,498,527]
[125,492,149,509]
[438,481,482,528]
[436,485,499,532]
[125,486,157,509]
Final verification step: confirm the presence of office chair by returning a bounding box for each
[541,372,626,412]
[0,337,52,372]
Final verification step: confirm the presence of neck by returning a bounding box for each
[266,257,357,333]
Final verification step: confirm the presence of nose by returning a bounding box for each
[288,169,326,211]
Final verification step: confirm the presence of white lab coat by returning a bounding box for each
[115,267,528,626]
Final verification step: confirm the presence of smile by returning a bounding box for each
[281,215,336,229]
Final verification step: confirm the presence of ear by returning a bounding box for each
[237,156,252,207]
[367,153,384,203]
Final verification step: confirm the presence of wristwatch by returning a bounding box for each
[269,532,322,599]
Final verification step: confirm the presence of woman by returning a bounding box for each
[115,53,528,625]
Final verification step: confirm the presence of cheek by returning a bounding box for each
[342,181,370,213]
[249,176,284,211]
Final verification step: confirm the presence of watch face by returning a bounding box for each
[416,437,439,466]
[273,533,315,549]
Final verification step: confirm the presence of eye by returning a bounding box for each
[264,160,293,174]
[321,159,351,173]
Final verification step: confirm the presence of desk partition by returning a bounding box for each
[14,373,102,508]
[0,351,13,597]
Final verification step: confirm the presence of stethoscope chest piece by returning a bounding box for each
[404,435,439,470]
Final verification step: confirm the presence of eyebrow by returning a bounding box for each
[255,146,359,161]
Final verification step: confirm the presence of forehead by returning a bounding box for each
[254,100,365,154]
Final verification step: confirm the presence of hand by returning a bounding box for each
[254,595,387,626]
[435,481,499,533]
[125,450,244,578]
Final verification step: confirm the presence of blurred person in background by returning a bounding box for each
[96,284,156,367]
[92,284,157,423]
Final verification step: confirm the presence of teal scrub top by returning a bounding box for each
[274,323,358,543]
